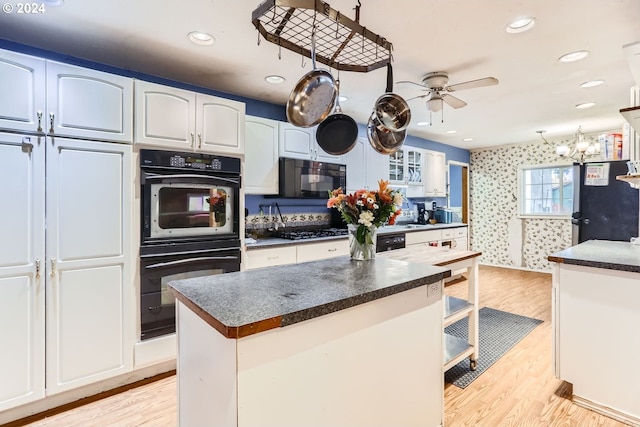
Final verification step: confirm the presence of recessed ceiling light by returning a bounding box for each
[188,31,215,46]
[445,130,457,134]
[506,17,536,33]
[264,75,285,84]
[463,138,473,142]
[575,102,596,109]
[580,80,604,88]
[338,95,348,103]
[558,50,590,63]
[416,121,429,126]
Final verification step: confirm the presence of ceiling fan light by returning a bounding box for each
[506,17,536,33]
[427,97,442,112]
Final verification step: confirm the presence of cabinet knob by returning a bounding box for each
[37,111,43,133]
[198,133,202,149]
[190,132,195,148]
[50,257,56,277]
[35,258,41,279]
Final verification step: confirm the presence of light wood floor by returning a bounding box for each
[12,266,628,427]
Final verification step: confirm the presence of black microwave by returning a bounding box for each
[279,158,347,198]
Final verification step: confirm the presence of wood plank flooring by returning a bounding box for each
[12,265,629,427]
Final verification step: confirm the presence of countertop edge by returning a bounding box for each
[547,255,640,273]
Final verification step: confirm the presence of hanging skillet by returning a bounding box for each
[373,63,411,132]
[286,29,337,128]
[315,78,358,155]
[367,112,406,155]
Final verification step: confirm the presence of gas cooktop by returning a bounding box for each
[274,228,348,240]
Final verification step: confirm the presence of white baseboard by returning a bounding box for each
[573,395,640,427]
[0,360,175,425]
[134,334,176,368]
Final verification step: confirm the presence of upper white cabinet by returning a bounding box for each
[245,116,279,194]
[344,136,389,192]
[388,147,424,196]
[424,150,447,197]
[47,61,133,143]
[135,80,245,155]
[0,133,45,412]
[0,49,45,134]
[0,49,133,142]
[279,122,343,163]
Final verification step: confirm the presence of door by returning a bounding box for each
[0,49,46,134]
[197,93,245,155]
[45,137,133,394]
[574,160,639,243]
[46,61,133,143]
[0,133,45,411]
[245,116,279,194]
[134,80,195,149]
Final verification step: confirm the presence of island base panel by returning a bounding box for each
[177,284,444,427]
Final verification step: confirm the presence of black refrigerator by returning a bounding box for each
[572,160,639,244]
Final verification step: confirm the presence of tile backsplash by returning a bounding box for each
[245,212,331,232]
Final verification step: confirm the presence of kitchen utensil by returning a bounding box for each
[372,63,411,132]
[366,112,406,155]
[286,29,337,128]
[315,79,358,155]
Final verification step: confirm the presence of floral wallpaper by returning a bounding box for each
[469,132,603,271]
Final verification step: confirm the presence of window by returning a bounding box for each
[519,164,573,217]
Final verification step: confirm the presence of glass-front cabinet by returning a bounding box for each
[388,148,424,190]
[388,150,405,184]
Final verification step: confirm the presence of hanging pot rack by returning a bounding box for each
[251,0,393,73]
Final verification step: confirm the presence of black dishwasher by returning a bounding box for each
[377,232,406,252]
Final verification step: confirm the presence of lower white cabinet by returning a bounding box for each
[244,116,279,194]
[245,246,297,270]
[405,230,442,246]
[0,133,133,411]
[245,239,348,270]
[296,240,349,263]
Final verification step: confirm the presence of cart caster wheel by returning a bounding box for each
[470,359,477,371]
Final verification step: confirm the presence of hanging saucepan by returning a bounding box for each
[372,63,411,132]
[315,79,358,155]
[286,29,337,128]
[367,112,406,155]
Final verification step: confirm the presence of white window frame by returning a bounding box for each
[517,163,574,219]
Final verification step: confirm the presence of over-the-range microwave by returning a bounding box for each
[279,157,347,199]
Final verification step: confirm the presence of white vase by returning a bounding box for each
[347,224,377,260]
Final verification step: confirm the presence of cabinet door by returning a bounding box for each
[134,80,195,149]
[279,122,314,159]
[388,149,406,185]
[196,93,245,155]
[365,142,389,189]
[245,116,279,194]
[296,240,349,263]
[45,137,133,395]
[344,137,366,192]
[315,140,344,163]
[0,133,45,411]
[46,61,133,143]
[245,247,297,270]
[0,49,46,134]
[424,150,447,197]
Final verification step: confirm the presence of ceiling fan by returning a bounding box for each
[398,72,499,117]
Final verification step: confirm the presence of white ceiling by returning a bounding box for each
[0,0,639,150]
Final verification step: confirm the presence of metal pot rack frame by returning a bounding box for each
[251,0,393,73]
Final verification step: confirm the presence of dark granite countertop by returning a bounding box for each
[548,240,640,273]
[169,257,449,339]
[245,222,468,250]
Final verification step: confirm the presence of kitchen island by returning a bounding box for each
[169,256,449,427]
[548,240,640,426]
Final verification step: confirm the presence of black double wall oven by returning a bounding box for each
[139,149,241,340]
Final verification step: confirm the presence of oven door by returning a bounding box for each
[139,248,241,340]
[142,171,240,243]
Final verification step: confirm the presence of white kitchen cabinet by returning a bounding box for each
[345,137,390,192]
[387,147,424,195]
[135,80,245,155]
[424,150,447,197]
[442,227,468,250]
[244,116,279,194]
[46,61,133,143]
[0,49,46,134]
[296,240,349,263]
[245,246,297,270]
[279,122,343,163]
[405,229,442,246]
[0,134,134,409]
[0,50,133,142]
[0,133,45,412]
[45,137,133,394]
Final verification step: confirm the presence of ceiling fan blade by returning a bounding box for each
[396,80,428,90]
[445,77,498,92]
[406,93,430,102]
[441,93,467,109]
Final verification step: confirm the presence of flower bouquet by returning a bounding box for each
[327,180,403,260]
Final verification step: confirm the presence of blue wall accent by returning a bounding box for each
[449,164,463,207]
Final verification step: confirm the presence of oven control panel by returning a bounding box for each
[141,149,240,174]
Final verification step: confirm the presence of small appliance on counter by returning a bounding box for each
[434,207,453,224]
[415,202,427,225]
